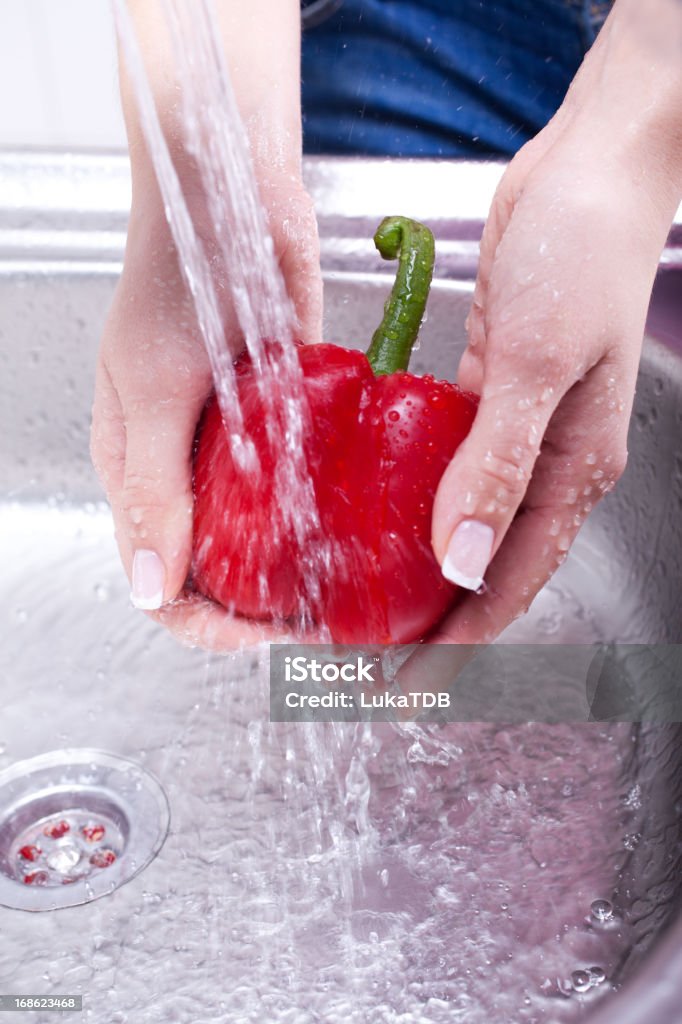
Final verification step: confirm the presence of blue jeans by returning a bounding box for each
[301,0,612,157]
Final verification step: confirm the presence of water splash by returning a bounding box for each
[112,0,328,632]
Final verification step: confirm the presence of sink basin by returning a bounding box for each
[1,151,681,1023]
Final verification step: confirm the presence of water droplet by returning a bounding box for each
[623,832,641,851]
[624,783,642,809]
[571,969,592,993]
[387,410,400,422]
[590,898,613,923]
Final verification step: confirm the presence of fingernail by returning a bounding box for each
[131,549,166,610]
[442,520,494,592]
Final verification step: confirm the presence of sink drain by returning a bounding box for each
[0,749,170,912]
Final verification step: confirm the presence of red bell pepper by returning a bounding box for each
[192,216,478,643]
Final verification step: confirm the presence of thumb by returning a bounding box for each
[115,396,207,610]
[432,380,563,592]
[269,187,323,345]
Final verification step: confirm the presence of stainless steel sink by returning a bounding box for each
[1,151,681,1023]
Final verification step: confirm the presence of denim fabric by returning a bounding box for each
[301,0,613,157]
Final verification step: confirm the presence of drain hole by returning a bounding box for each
[11,805,125,888]
[0,750,169,912]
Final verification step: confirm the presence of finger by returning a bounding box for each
[265,185,323,345]
[113,389,211,609]
[394,642,481,721]
[462,136,558,371]
[149,593,319,652]
[456,343,485,395]
[277,221,323,344]
[465,186,514,354]
[90,361,126,498]
[432,359,573,593]
[432,361,629,644]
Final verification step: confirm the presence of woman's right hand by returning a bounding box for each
[91,0,321,650]
[91,169,322,649]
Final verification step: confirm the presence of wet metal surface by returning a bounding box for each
[0,750,169,912]
[0,153,681,1023]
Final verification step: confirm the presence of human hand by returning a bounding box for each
[430,0,682,646]
[91,0,321,650]
[91,173,321,650]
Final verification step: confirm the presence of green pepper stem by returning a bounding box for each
[365,216,435,376]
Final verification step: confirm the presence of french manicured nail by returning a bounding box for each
[442,520,494,592]
[131,549,166,610]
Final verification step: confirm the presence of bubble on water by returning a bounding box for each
[624,783,642,809]
[387,410,400,422]
[570,969,592,993]
[590,898,614,923]
[588,966,606,985]
[585,452,597,465]
[623,832,641,851]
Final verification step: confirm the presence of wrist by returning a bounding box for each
[556,0,682,220]
[121,0,303,197]
[573,0,679,195]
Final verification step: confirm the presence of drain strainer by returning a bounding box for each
[0,749,170,912]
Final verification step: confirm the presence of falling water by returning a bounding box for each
[111,0,328,631]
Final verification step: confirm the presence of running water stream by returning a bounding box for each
[112,0,328,632]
